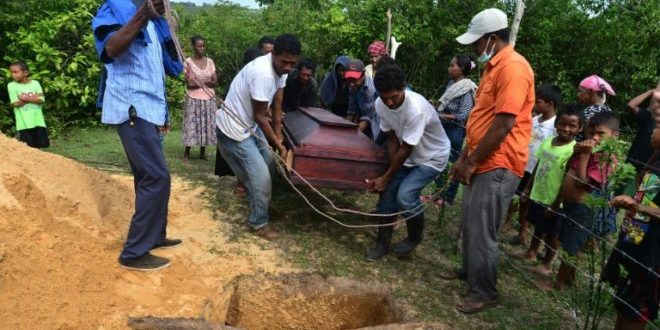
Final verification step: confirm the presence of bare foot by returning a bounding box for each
[553,280,570,292]
[530,264,552,277]
[511,251,537,262]
[534,279,555,291]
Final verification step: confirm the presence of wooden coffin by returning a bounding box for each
[283,107,388,190]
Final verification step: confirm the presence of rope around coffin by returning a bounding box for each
[143,0,450,229]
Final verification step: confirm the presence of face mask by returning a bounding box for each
[477,37,495,63]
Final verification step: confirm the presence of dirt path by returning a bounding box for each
[0,134,289,329]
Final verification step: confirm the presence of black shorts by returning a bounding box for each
[559,202,595,255]
[527,201,561,237]
[18,126,50,148]
[515,171,532,196]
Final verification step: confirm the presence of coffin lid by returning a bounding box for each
[283,107,385,159]
[298,107,357,128]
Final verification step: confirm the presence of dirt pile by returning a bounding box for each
[0,134,285,329]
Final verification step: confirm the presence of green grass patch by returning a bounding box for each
[48,127,617,329]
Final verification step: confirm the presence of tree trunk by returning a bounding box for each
[509,0,526,48]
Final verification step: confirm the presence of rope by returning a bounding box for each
[499,224,659,328]
[144,0,452,223]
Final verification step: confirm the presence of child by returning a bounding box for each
[548,111,620,290]
[511,83,562,244]
[602,104,660,329]
[7,61,49,148]
[576,74,615,140]
[516,105,583,276]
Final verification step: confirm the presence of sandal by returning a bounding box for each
[234,185,247,197]
[419,195,446,209]
[456,298,498,314]
[419,195,434,203]
[439,269,466,281]
[433,198,448,208]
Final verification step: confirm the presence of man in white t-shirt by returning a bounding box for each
[216,34,301,238]
[365,62,451,261]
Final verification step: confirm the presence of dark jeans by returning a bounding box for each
[116,117,170,259]
[435,122,465,203]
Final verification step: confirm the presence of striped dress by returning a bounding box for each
[183,57,217,147]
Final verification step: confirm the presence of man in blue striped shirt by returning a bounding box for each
[92,0,183,271]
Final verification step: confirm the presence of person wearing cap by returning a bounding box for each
[365,40,388,80]
[345,59,380,140]
[577,74,615,131]
[445,8,535,314]
[365,62,451,261]
[320,55,351,117]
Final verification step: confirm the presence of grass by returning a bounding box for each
[47,126,618,329]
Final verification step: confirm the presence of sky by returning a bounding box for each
[172,0,260,9]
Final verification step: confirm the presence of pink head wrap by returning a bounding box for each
[579,75,616,96]
[367,40,387,56]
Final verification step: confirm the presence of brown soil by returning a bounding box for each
[224,273,402,330]
[0,134,286,329]
[0,134,441,330]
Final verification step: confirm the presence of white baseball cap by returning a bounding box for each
[456,8,508,45]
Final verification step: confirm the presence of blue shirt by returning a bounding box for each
[101,22,167,125]
[347,76,380,138]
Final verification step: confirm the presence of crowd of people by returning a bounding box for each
[5,0,656,327]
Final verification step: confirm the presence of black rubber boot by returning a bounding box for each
[392,214,424,257]
[366,221,394,262]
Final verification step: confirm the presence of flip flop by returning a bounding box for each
[419,195,434,203]
[456,299,498,314]
[234,186,247,197]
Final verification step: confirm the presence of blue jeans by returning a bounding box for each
[375,164,440,243]
[436,122,465,203]
[378,165,440,217]
[217,128,274,229]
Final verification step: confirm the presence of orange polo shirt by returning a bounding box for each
[466,45,535,177]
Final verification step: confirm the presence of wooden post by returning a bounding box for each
[509,0,525,48]
[385,8,392,52]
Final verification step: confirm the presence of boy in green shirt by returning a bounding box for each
[516,106,583,276]
[7,60,49,148]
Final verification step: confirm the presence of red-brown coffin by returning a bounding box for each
[283,107,387,190]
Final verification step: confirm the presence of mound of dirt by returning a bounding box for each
[0,134,286,329]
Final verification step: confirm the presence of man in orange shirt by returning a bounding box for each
[443,8,535,314]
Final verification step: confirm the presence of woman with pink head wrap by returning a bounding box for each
[365,40,388,79]
[577,75,615,136]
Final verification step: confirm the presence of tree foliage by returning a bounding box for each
[0,0,103,135]
[0,0,657,135]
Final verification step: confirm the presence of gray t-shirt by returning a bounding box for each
[376,90,451,172]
